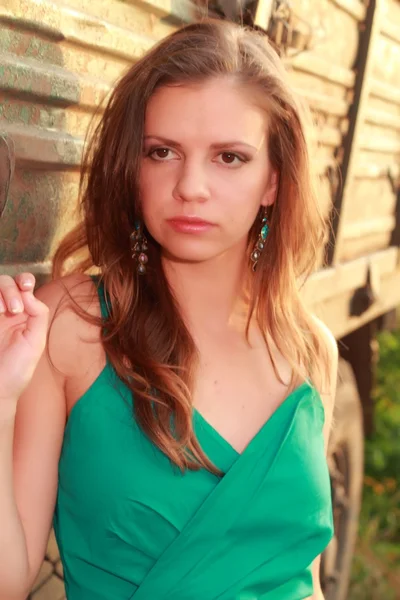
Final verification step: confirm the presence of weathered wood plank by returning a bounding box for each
[254,0,274,29]
[302,246,400,305]
[354,161,400,178]
[0,0,156,61]
[365,107,400,130]
[310,267,400,338]
[296,88,349,116]
[371,78,400,106]
[342,215,396,239]
[0,123,83,168]
[330,0,366,22]
[359,134,400,154]
[0,52,110,109]
[329,0,384,265]
[317,126,343,148]
[381,16,400,44]
[286,52,355,88]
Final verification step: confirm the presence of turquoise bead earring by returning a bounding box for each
[130,220,149,274]
[250,209,269,272]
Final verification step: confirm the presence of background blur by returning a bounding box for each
[0,0,399,599]
[348,323,400,599]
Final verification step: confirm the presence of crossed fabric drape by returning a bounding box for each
[54,282,333,600]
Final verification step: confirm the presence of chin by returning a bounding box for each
[161,240,223,264]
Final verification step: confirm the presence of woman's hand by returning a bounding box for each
[0,273,49,404]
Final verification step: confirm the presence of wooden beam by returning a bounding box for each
[125,0,197,23]
[359,134,400,154]
[310,268,400,339]
[315,157,337,176]
[365,107,400,131]
[342,216,396,239]
[0,123,83,169]
[354,161,400,179]
[3,255,400,344]
[303,246,400,305]
[381,17,400,45]
[286,51,355,88]
[317,126,343,148]
[0,1,155,60]
[330,0,366,22]
[0,51,110,109]
[296,88,349,116]
[254,0,274,30]
[370,78,400,107]
[327,0,383,265]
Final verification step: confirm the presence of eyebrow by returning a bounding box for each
[143,135,258,152]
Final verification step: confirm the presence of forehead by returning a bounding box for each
[144,78,268,145]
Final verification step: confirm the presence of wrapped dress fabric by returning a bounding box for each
[54,281,334,599]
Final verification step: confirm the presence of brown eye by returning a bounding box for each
[221,152,237,164]
[148,147,179,161]
[153,148,170,159]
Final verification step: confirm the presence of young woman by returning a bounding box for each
[0,19,338,600]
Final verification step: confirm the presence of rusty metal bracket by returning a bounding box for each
[0,134,15,220]
[266,0,314,55]
[349,262,380,317]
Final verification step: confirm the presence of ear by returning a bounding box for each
[260,169,278,207]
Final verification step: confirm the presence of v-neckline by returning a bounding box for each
[193,381,313,457]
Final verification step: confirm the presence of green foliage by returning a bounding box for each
[363,329,400,543]
[367,329,400,481]
[349,550,397,600]
[349,328,400,598]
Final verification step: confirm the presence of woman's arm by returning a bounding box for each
[309,555,325,599]
[309,317,339,600]
[0,276,68,599]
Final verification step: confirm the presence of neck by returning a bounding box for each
[162,247,251,335]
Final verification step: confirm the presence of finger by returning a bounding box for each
[0,292,5,314]
[15,272,36,292]
[20,291,49,350]
[20,290,49,318]
[0,275,24,314]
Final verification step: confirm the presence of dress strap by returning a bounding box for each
[90,274,109,320]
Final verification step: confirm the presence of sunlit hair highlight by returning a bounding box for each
[53,18,331,473]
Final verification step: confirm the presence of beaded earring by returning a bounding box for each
[250,209,269,272]
[130,220,148,274]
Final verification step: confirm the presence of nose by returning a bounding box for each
[172,158,210,203]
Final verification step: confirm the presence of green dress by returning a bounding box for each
[54,280,333,599]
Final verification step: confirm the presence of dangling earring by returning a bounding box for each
[130,220,148,274]
[250,209,269,272]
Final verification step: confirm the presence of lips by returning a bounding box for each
[167,216,215,233]
[169,216,213,225]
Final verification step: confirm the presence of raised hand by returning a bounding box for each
[0,273,49,404]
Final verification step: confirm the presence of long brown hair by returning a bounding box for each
[53,19,330,472]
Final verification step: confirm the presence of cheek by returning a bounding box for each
[140,162,177,203]
[226,202,261,238]
[139,173,160,236]
[139,166,157,201]
[140,166,169,220]
[139,166,177,246]
[222,170,268,219]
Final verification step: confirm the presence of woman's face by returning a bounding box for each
[140,77,277,264]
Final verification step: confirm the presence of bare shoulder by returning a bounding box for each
[35,272,99,312]
[35,273,103,378]
[311,316,338,447]
[312,316,338,371]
